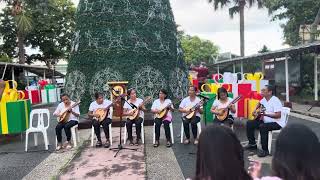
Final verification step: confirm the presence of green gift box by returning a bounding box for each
[200,92,216,123]
[200,92,233,124]
[0,99,31,134]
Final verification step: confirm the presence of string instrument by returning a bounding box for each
[58,101,81,123]
[253,104,266,120]
[155,103,173,119]
[183,99,205,120]
[215,96,242,121]
[127,96,152,120]
[93,94,125,121]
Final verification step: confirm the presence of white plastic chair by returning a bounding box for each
[123,121,145,144]
[153,122,174,144]
[55,123,80,148]
[180,120,202,143]
[25,109,50,151]
[258,107,291,152]
[91,124,112,147]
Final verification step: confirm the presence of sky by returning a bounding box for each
[0,0,288,57]
[72,0,288,56]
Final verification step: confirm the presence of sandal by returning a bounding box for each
[129,140,134,146]
[183,139,190,145]
[153,140,159,147]
[166,141,172,147]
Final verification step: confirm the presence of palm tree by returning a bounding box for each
[207,0,264,57]
[3,0,33,64]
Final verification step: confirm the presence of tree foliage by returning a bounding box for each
[265,0,320,45]
[180,34,219,65]
[0,0,76,66]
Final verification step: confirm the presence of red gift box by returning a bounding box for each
[222,84,232,92]
[28,90,41,104]
[193,79,199,90]
[237,83,252,117]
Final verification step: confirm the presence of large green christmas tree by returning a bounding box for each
[65,0,189,112]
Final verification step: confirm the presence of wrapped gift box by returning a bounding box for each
[28,90,41,104]
[247,99,260,120]
[41,85,58,104]
[0,99,31,134]
[200,92,216,123]
[236,83,252,118]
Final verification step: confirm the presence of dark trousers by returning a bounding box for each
[213,115,234,127]
[246,120,281,151]
[56,120,78,143]
[126,117,143,140]
[183,116,201,139]
[92,118,112,142]
[154,118,171,141]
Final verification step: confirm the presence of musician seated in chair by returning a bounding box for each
[244,85,283,157]
[123,88,146,146]
[88,92,113,148]
[179,86,203,145]
[211,87,236,127]
[151,89,174,148]
[53,93,80,151]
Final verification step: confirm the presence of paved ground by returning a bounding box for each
[0,105,58,180]
[1,102,320,179]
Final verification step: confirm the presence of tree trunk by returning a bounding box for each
[239,1,245,57]
[17,33,26,64]
[310,7,320,43]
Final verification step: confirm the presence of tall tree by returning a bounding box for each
[0,0,75,66]
[265,0,320,45]
[65,0,189,111]
[180,35,219,65]
[207,0,264,56]
[258,45,270,53]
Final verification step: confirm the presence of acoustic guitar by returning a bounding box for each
[183,99,204,120]
[58,101,81,123]
[253,104,266,120]
[155,103,173,119]
[93,94,125,121]
[215,96,242,121]
[127,96,152,120]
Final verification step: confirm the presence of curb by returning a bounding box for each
[291,110,320,119]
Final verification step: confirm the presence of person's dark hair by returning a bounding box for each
[189,86,197,92]
[159,89,168,99]
[128,88,136,96]
[94,92,104,100]
[265,85,274,94]
[217,87,228,100]
[272,124,320,180]
[195,125,252,180]
[60,93,69,99]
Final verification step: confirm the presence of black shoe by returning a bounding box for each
[96,141,102,147]
[257,149,270,157]
[244,143,257,150]
[104,140,110,148]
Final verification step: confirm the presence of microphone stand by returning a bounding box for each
[197,95,210,126]
[109,87,137,157]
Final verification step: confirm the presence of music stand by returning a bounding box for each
[109,88,137,157]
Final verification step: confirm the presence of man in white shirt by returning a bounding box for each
[53,93,80,151]
[88,92,113,148]
[245,85,284,157]
[179,86,203,145]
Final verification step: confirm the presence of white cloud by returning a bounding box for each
[2,0,286,57]
[170,0,287,55]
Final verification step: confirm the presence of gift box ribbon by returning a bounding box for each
[244,72,264,93]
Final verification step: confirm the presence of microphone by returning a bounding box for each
[196,93,210,100]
